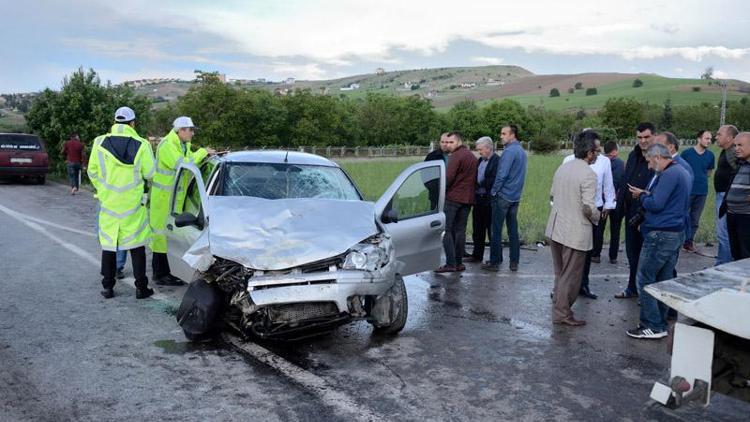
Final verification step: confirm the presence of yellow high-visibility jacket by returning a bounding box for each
[149,129,207,253]
[87,124,155,251]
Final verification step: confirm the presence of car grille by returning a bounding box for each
[266,302,339,323]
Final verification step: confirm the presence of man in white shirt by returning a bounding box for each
[562,133,616,299]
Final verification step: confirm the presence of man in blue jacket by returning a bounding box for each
[625,143,691,339]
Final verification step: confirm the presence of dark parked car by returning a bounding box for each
[0,133,50,184]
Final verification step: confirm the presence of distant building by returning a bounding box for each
[460,82,476,89]
[285,77,296,85]
[340,83,360,91]
[376,68,386,75]
[218,73,227,83]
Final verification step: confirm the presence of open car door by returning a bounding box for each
[166,163,209,282]
[374,160,445,276]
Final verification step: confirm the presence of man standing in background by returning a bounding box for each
[435,131,477,273]
[723,132,750,260]
[713,125,739,265]
[680,130,715,251]
[615,122,655,299]
[602,141,625,264]
[61,133,86,195]
[424,133,449,210]
[483,125,527,272]
[467,136,499,263]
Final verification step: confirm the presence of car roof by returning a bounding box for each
[211,150,340,168]
[0,133,41,139]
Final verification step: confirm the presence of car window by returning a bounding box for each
[0,135,42,151]
[389,166,439,220]
[222,163,360,200]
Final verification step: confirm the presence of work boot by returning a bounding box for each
[100,288,114,299]
[136,287,154,299]
[154,274,185,286]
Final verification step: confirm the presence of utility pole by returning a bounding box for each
[720,80,728,126]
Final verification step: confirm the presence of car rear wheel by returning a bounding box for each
[371,275,408,335]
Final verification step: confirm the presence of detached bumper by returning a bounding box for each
[247,267,396,313]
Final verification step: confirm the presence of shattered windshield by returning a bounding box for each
[222,163,361,200]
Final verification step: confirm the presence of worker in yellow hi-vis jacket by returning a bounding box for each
[88,106,155,299]
[149,116,214,286]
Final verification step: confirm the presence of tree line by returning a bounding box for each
[26,68,750,171]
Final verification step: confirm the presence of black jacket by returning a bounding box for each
[620,145,654,217]
[476,154,499,192]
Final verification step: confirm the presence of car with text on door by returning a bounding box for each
[169,151,445,341]
[0,133,50,184]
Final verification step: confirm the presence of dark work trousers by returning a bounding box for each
[606,208,623,261]
[152,252,172,278]
[590,208,607,258]
[443,200,472,267]
[624,223,644,295]
[471,194,492,260]
[101,246,148,289]
[727,213,750,260]
[580,211,602,291]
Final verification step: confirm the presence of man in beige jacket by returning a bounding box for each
[546,130,601,326]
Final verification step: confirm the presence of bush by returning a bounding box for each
[574,82,583,90]
[549,88,560,97]
[632,79,644,88]
[692,86,701,92]
[567,87,575,94]
[585,88,598,96]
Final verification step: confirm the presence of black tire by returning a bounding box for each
[372,275,408,335]
[36,176,45,185]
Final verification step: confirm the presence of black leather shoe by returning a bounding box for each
[579,287,598,300]
[116,269,125,280]
[100,288,114,299]
[509,262,519,272]
[136,287,154,299]
[154,274,185,286]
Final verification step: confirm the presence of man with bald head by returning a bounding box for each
[721,132,750,260]
[714,125,740,265]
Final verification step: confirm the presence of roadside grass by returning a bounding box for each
[337,149,718,244]
[485,75,745,111]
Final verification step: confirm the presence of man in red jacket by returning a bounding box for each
[61,133,87,195]
[436,131,478,273]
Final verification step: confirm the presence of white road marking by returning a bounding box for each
[0,202,383,421]
[18,213,97,237]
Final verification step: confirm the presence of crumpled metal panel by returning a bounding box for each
[183,196,378,271]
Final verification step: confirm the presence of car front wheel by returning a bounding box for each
[370,275,408,335]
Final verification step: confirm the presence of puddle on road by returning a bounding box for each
[153,339,220,355]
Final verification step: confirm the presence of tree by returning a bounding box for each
[567,87,575,94]
[525,106,574,153]
[574,82,583,90]
[549,88,560,97]
[632,79,643,88]
[480,99,527,139]
[598,97,644,139]
[660,99,673,131]
[26,67,152,174]
[701,66,714,80]
[446,100,484,142]
[585,88,598,96]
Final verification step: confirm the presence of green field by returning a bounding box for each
[337,150,719,245]
[0,109,27,132]
[492,75,746,111]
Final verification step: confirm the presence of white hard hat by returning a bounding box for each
[114,106,136,122]
[173,116,196,130]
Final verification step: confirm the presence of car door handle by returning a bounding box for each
[167,224,174,231]
[430,220,442,228]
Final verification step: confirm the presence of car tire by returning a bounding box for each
[36,176,45,185]
[372,275,408,335]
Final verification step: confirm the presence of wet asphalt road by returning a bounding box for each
[0,180,747,421]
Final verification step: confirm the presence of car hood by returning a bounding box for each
[182,196,379,271]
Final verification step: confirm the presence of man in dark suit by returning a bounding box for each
[466,136,499,263]
[424,132,449,209]
[603,141,625,264]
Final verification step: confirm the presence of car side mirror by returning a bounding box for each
[383,208,399,224]
[175,212,199,228]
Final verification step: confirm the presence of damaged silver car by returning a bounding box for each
[167,151,445,340]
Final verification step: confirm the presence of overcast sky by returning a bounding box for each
[2,0,749,93]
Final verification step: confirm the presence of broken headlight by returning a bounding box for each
[342,234,392,272]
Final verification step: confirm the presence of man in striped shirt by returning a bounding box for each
[724,132,750,260]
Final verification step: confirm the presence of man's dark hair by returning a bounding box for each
[661,131,680,151]
[604,140,619,155]
[504,124,519,137]
[574,130,599,159]
[447,130,463,143]
[636,122,656,133]
[696,129,710,139]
